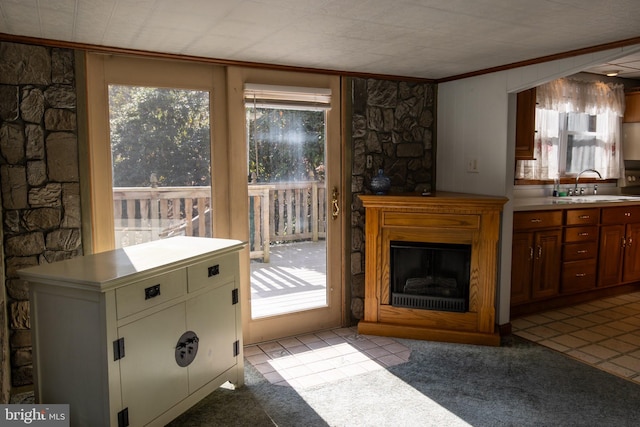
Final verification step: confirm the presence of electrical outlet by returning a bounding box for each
[466,158,479,173]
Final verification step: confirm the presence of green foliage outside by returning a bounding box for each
[109,85,211,187]
[247,107,326,183]
[108,85,326,188]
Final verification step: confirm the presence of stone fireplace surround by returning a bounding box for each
[358,192,507,346]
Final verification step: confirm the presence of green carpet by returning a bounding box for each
[169,335,640,426]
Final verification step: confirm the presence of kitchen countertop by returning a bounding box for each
[513,195,640,211]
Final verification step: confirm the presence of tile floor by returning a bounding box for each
[244,327,411,389]
[512,291,640,385]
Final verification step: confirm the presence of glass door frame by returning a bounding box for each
[84,54,230,254]
[227,67,345,344]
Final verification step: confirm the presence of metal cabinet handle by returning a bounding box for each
[145,284,161,300]
[208,265,220,277]
[577,249,588,254]
[578,215,590,219]
[537,246,542,259]
[578,232,589,237]
[175,331,199,367]
[530,218,542,223]
[575,273,586,277]
[529,247,534,260]
[331,187,340,220]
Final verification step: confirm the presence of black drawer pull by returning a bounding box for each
[145,284,161,300]
[208,265,220,277]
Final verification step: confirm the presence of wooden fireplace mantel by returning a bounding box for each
[358,191,507,346]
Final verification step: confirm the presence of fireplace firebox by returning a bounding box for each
[390,241,471,312]
[358,192,507,346]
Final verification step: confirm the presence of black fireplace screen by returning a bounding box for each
[390,241,471,312]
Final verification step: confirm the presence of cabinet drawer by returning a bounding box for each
[562,259,597,292]
[565,208,599,225]
[188,253,238,293]
[514,210,562,230]
[563,241,598,261]
[116,269,187,319]
[564,226,598,243]
[601,205,640,224]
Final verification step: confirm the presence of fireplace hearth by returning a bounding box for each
[358,192,507,346]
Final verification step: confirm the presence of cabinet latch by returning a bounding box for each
[113,337,125,361]
[117,407,129,427]
[232,288,239,305]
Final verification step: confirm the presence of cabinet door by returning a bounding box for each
[623,223,640,282]
[511,231,534,305]
[598,225,625,287]
[531,229,562,299]
[119,303,189,427]
[562,259,597,293]
[515,88,536,160]
[186,280,238,393]
[624,92,640,123]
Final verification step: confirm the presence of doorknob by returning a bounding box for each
[332,187,340,220]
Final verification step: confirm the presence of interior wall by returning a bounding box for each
[436,44,640,326]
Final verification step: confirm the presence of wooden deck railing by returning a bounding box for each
[248,181,327,262]
[112,186,212,247]
[113,181,327,260]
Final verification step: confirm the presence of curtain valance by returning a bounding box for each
[536,78,626,116]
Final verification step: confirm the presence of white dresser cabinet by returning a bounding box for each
[19,237,246,427]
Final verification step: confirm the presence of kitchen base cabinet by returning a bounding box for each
[20,237,246,427]
[599,206,640,287]
[561,208,599,293]
[511,210,562,305]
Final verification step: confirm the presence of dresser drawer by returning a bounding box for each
[562,259,597,292]
[514,210,562,230]
[187,252,238,293]
[601,205,640,224]
[564,226,598,243]
[565,208,599,226]
[563,241,598,261]
[116,269,187,319]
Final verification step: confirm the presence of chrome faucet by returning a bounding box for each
[575,169,602,195]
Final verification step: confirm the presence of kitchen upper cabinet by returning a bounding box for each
[624,91,640,123]
[515,87,536,160]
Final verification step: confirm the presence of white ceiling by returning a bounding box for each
[1,0,640,80]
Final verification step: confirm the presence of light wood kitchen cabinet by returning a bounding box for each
[561,208,599,293]
[624,91,640,123]
[19,236,246,427]
[511,210,562,304]
[599,206,640,286]
[515,87,537,160]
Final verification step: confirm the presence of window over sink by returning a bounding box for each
[516,78,625,181]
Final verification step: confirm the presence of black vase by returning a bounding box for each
[370,169,391,195]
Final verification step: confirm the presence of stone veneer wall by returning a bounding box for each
[349,78,436,322]
[0,41,82,398]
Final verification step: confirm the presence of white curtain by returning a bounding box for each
[515,78,625,180]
